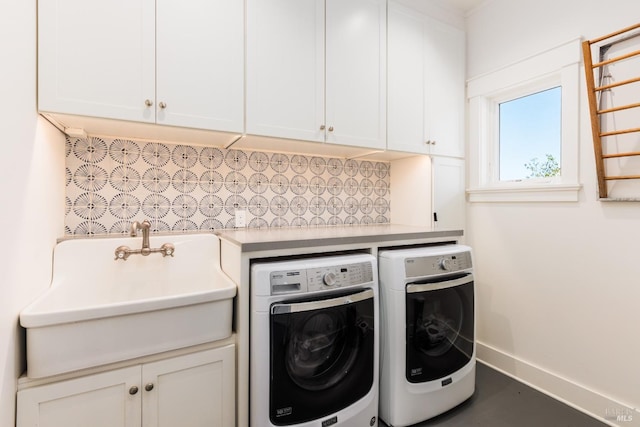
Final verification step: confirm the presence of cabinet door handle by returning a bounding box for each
[129,386,139,395]
[159,102,167,109]
[431,140,437,145]
[144,99,153,107]
[328,126,334,132]
[319,125,326,130]
[145,383,155,392]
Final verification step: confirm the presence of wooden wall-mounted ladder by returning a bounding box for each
[582,23,640,199]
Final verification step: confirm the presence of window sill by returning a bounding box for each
[467,183,582,202]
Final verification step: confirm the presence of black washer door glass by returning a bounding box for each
[406,278,474,383]
[270,290,374,426]
[415,291,463,357]
[286,310,359,391]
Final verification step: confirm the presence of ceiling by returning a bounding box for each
[400,0,486,17]
[439,0,486,13]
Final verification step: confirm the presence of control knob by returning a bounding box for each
[439,258,454,271]
[323,272,337,287]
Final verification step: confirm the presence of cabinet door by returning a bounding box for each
[432,157,465,229]
[389,156,432,227]
[424,17,466,158]
[17,367,140,427]
[387,2,426,154]
[246,0,325,142]
[142,345,235,427]
[326,0,387,149]
[38,0,155,123]
[156,0,244,132]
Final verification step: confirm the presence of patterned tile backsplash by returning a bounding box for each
[65,137,391,236]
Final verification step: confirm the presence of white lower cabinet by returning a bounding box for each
[18,367,141,427]
[142,347,235,427]
[17,345,235,427]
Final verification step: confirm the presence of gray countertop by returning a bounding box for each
[218,224,463,252]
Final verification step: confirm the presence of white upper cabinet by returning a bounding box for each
[325,0,387,149]
[246,0,325,142]
[38,0,155,124]
[246,0,386,150]
[38,0,243,133]
[387,3,465,158]
[155,0,244,132]
[387,2,426,154]
[424,15,465,158]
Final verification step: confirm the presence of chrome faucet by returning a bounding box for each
[114,220,175,261]
[130,220,152,256]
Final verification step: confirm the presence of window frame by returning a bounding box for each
[467,39,582,202]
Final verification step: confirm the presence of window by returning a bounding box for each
[467,39,582,202]
[499,86,561,181]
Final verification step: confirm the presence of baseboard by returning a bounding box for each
[476,341,639,427]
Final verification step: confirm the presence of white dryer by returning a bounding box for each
[251,253,379,427]
[378,245,475,427]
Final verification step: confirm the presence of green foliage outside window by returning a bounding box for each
[524,154,560,178]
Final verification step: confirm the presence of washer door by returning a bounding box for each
[269,289,375,426]
[406,274,474,383]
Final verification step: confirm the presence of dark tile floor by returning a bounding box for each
[381,362,607,427]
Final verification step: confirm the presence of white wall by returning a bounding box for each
[0,0,66,425]
[466,1,640,424]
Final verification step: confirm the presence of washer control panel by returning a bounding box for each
[405,250,472,278]
[270,261,374,295]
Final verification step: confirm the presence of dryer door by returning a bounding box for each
[405,274,474,383]
[269,289,375,426]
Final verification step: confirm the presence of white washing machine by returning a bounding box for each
[378,245,475,427]
[251,253,379,427]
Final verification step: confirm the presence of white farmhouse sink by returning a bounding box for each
[20,233,236,378]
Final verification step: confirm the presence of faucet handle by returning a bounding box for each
[160,243,175,257]
[115,246,131,261]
